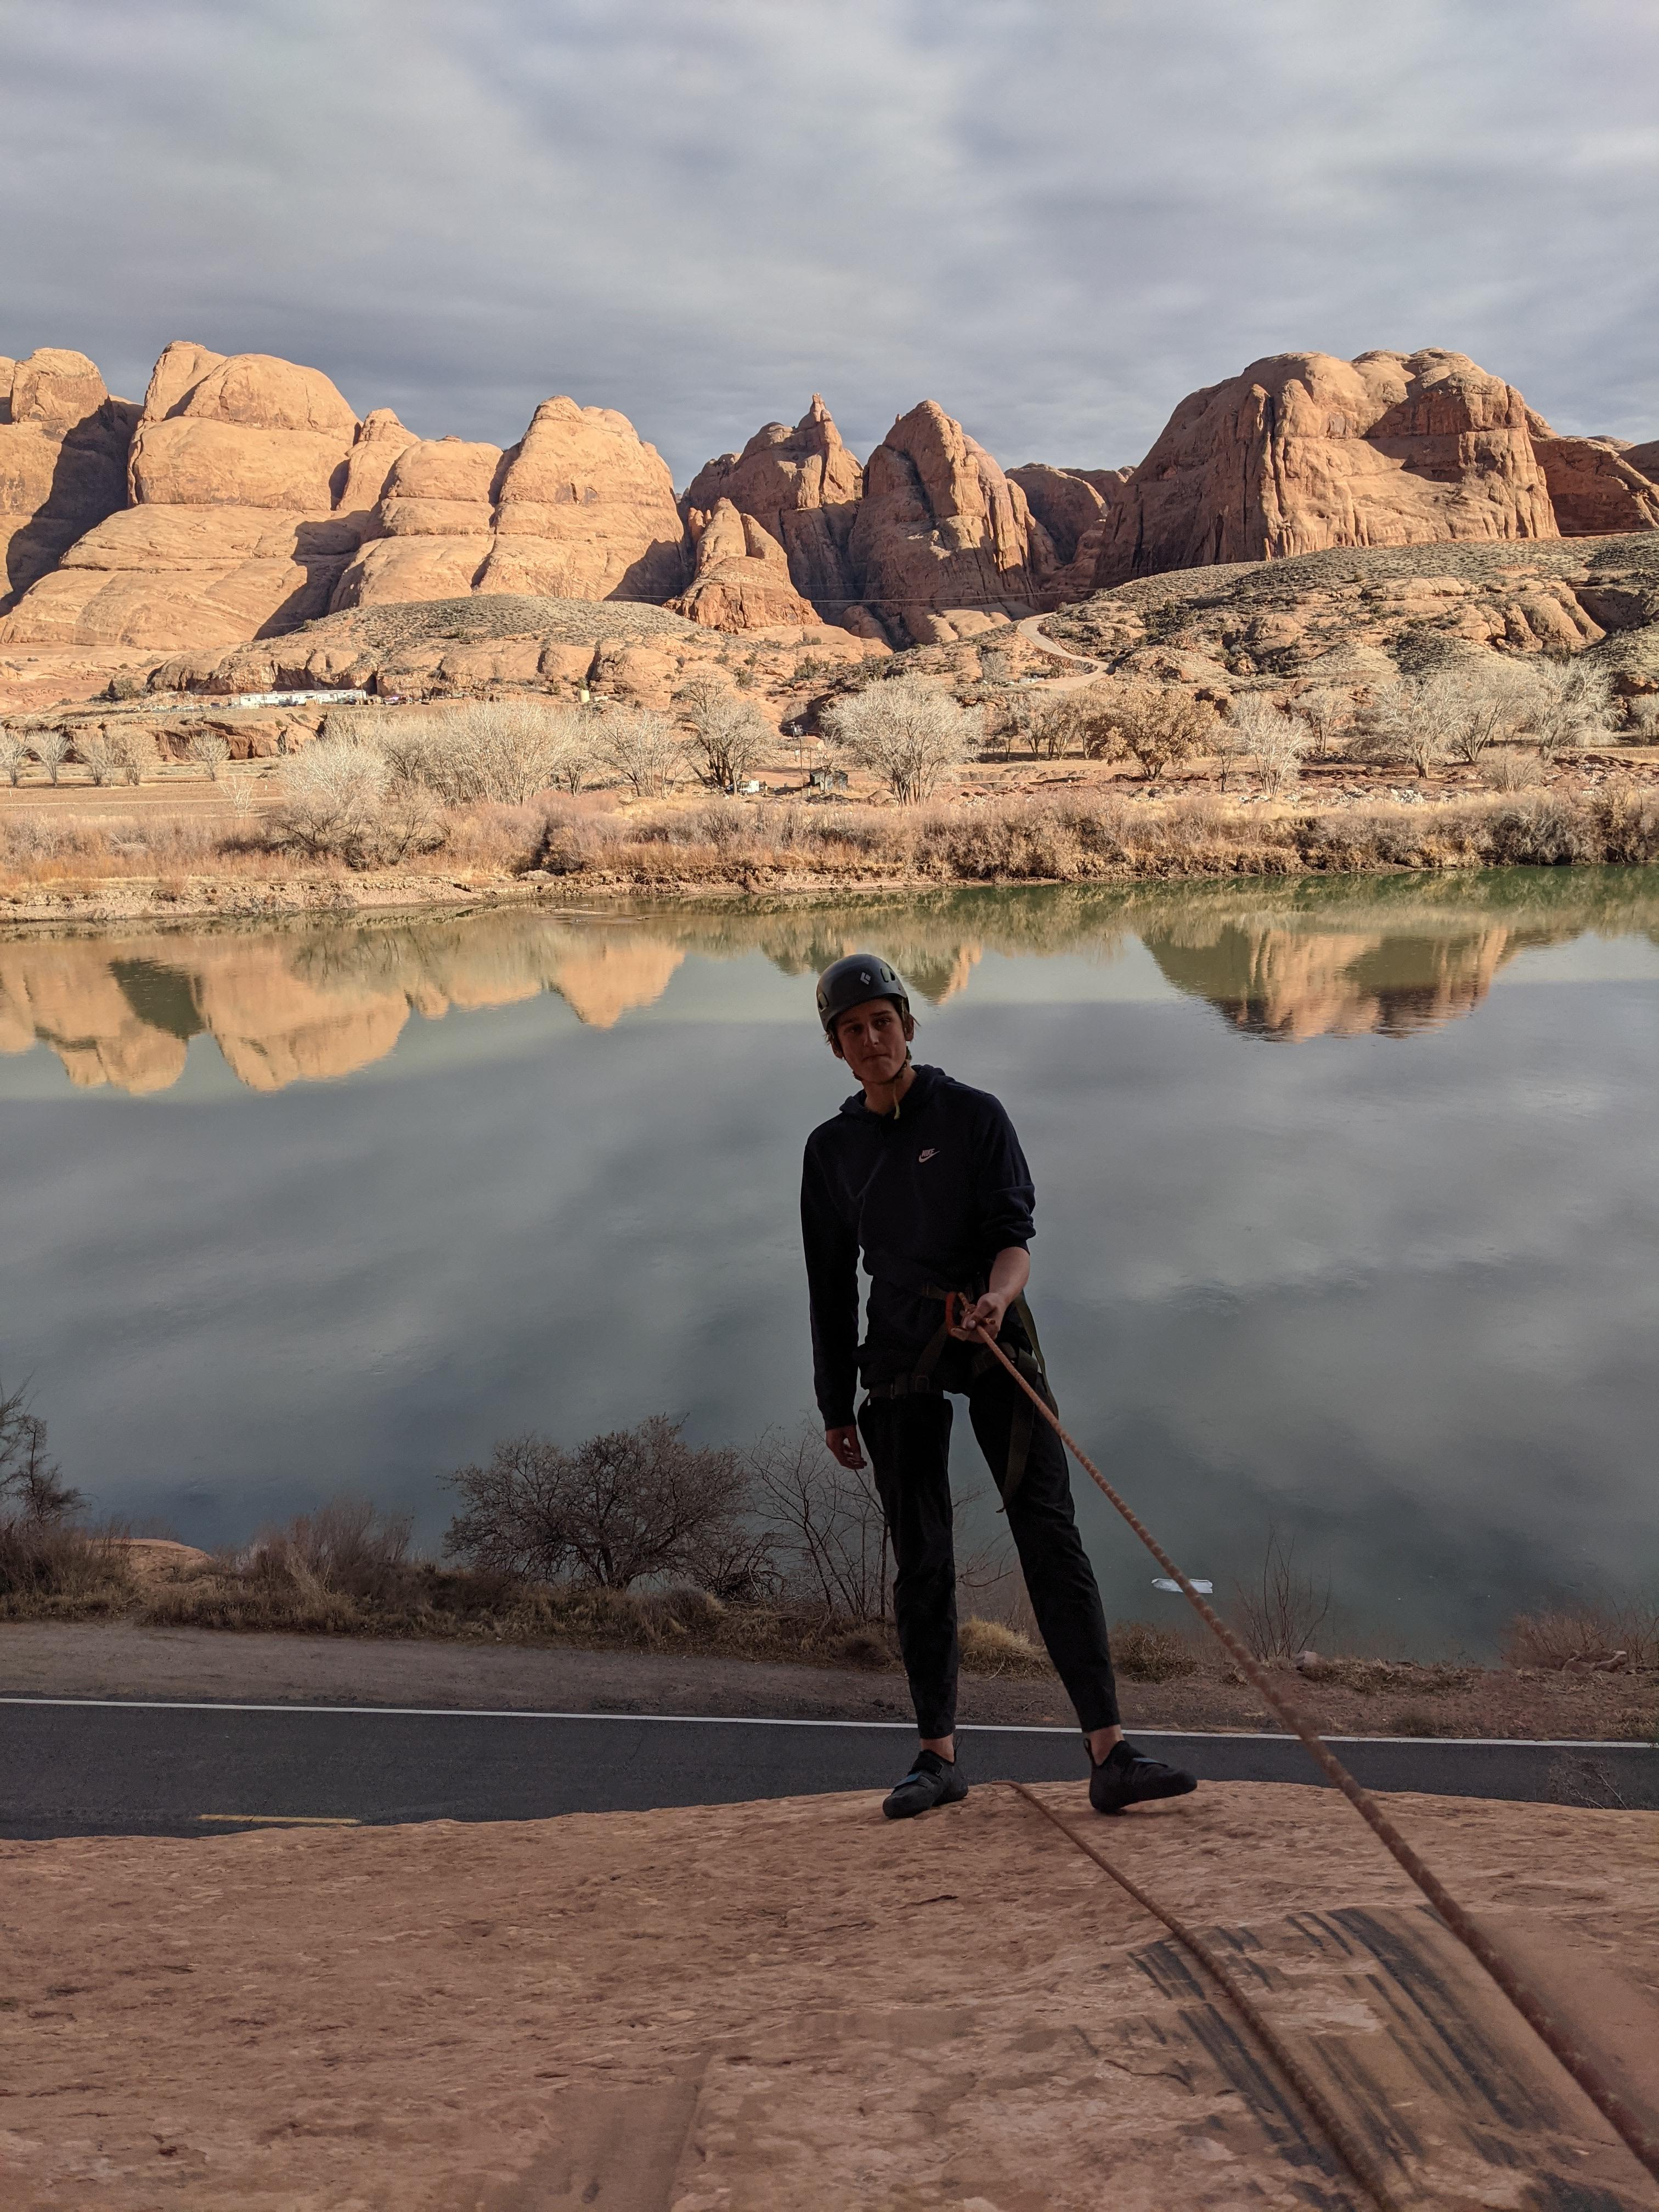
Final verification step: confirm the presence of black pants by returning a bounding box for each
[857,1347,1120,1742]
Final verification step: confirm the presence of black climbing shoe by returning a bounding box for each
[1088,1738,1198,1816]
[882,1747,969,1820]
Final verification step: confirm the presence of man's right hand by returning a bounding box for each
[825,1424,866,1470]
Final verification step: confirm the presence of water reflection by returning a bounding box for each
[6,872,1657,1094]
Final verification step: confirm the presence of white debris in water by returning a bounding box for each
[1152,1576,1214,1594]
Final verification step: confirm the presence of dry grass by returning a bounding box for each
[1110,1618,1201,1683]
[0,1518,131,1618]
[1503,1604,1659,1673]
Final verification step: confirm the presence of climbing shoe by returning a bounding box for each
[882,1747,969,1820]
[1088,1738,1198,1816]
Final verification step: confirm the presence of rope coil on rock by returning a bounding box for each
[957,1302,1659,2191]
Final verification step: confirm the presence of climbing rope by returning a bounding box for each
[960,1306,1659,2191]
[1005,1779,1403,2211]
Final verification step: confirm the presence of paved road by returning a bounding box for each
[2,1697,1652,1838]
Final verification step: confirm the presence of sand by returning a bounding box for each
[3,1780,1658,2209]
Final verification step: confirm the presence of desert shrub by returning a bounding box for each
[444,1415,766,1593]
[1362,670,1473,776]
[246,1498,414,1605]
[1114,682,1216,780]
[340,702,596,804]
[821,676,978,802]
[0,728,28,785]
[1232,1530,1330,1661]
[189,731,232,781]
[1483,746,1543,792]
[74,730,122,786]
[28,728,70,785]
[591,706,681,797]
[1111,1618,1199,1681]
[1523,658,1617,759]
[0,1517,129,1608]
[1504,1604,1658,1672]
[1228,695,1310,795]
[675,677,771,789]
[1294,686,1352,760]
[958,1616,1049,1676]
[272,740,442,866]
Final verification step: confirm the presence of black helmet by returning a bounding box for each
[815,952,911,1036]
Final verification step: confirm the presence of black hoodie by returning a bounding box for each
[800,1063,1037,1425]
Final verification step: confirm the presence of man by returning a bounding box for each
[801,952,1198,1821]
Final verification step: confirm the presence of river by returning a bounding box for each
[3,868,1656,1657]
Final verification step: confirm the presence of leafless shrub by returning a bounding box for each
[28,728,70,785]
[1229,694,1310,794]
[746,1423,887,1619]
[112,728,152,785]
[591,706,682,797]
[342,702,596,804]
[245,1498,414,1605]
[1233,1529,1331,1662]
[1446,664,1536,764]
[1114,683,1216,780]
[1522,657,1617,760]
[1294,686,1352,760]
[675,677,771,789]
[821,676,978,802]
[0,729,29,785]
[272,740,442,867]
[74,730,123,786]
[443,1415,763,1593]
[1364,671,1472,776]
[189,730,232,782]
[1504,1604,1658,1672]
[1483,746,1544,792]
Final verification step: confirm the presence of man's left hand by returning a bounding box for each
[951,1291,1008,1340]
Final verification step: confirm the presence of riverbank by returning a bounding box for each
[4,772,1659,927]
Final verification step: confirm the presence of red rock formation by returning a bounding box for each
[1060,350,1560,598]
[683,397,863,616]
[665,498,817,630]
[1007,465,1129,565]
[849,401,1054,645]
[0,347,362,646]
[480,397,686,602]
[1528,432,1659,536]
[331,435,507,608]
[0,349,138,609]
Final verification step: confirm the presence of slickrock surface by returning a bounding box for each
[1043,529,1659,698]
[2,1783,1656,2209]
[0,349,138,608]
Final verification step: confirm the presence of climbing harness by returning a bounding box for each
[860,1286,1053,1511]
[957,1300,1659,2193]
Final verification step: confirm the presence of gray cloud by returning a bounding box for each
[2,0,1655,484]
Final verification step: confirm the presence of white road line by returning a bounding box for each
[0,1695,1649,1752]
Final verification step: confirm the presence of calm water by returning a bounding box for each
[3,870,1657,1657]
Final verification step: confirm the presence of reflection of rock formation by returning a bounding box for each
[5,874,1655,1093]
[1141,921,1517,1039]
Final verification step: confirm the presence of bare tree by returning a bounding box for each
[1229,694,1311,795]
[1522,658,1617,760]
[746,1424,888,1620]
[591,706,682,798]
[675,677,772,790]
[273,741,441,866]
[1365,672,1471,777]
[1,729,32,786]
[190,730,233,782]
[1294,686,1351,760]
[443,1416,757,1590]
[381,701,599,803]
[1114,684,1215,781]
[0,1381,84,1523]
[28,728,70,786]
[112,728,152,786]
[821,676,978,803]
[74,730,123,786]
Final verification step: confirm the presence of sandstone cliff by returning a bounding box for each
[0,349,138,610]
[848,400,1055,645]
[683,396,863,617]
[665,498,817,630]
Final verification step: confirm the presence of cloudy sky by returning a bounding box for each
[3,0,1655,483]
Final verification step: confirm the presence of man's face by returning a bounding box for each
[831,996,913,1085]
